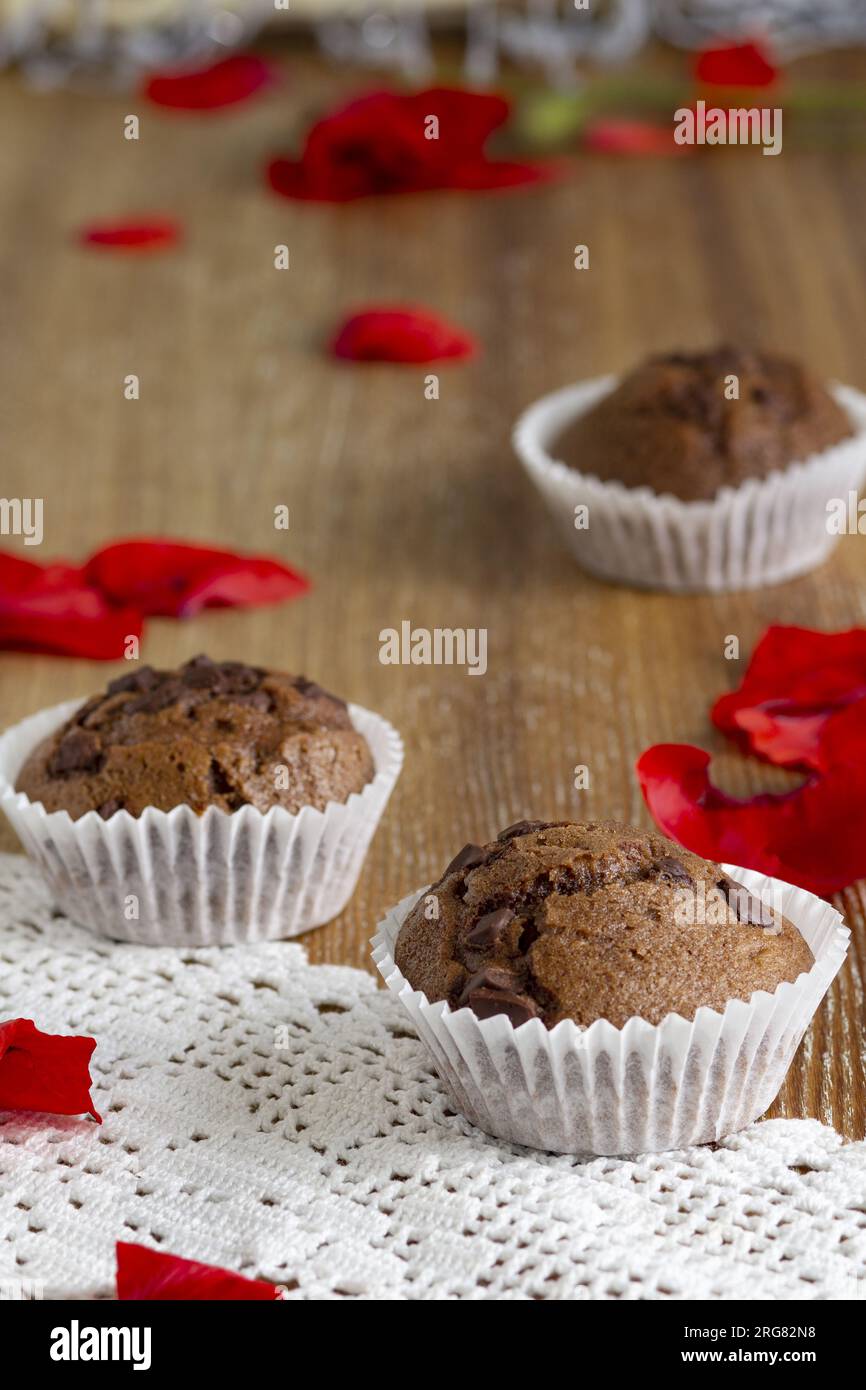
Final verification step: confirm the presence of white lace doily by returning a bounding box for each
[0,852,864,1302]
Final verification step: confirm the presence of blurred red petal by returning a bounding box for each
[583,118,687,157]
[267,85,546,201]
[0,1019,100,1121]
[0,552,143,659]
[332,306,477,364]
[80,220,180,252]
[116,1243,279,1300]
[695,40,778,88]
[144,54,273,111]
[84,539,310,618]
[637,699,866,897]
[712,626,866,769]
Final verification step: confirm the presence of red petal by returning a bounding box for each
[0,552,143,659]
[712,626,866,769]
[637,701,866,897]
[0,1019,100,1121]
[332,306,477,364]
[116,1243,279,1300]
[267,85,546,201]
[583,118,688,157]
[84,539,310,619]
[695,40,778,88]
[144,54,273,111]
[80,220,180,252]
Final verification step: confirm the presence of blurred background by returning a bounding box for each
[1,1,866,87]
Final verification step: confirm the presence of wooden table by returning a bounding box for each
[0,42,864,1139]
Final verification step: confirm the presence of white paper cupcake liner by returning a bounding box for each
[513,376,866,593]
[0,697,403,946]
[372,868,848,1156]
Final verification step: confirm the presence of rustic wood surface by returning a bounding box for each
[0,43,864,1139]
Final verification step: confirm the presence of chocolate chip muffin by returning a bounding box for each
[554,347,853,501]
[395,820,814,1029]
[16,656,374,819]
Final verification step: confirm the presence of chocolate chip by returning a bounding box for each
[466,988,539,1027]
[443,843,487,876]
[294,675,331,701]
[183,664,225,690]
[656,855,693,885]
[234,689,272,712]
[183,654,216,670]
[48,728,103,776]
[97,798,123,820]
[717,877,775,928]
[498,819,551,841]
[459,966,519,1002]
[465,907,514,949]
[106,665,158,696]
[219,662,262,694]
[125,679,184,715]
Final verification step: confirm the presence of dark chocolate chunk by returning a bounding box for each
[106,665,157,696]
[466,987,539,1027]
[717,877,775,928]
[234,689,272,712]
[498,819,551,841]
[48,728,103,776]
[656,855,693,885]
[183,665,224,690]
[444,843,487,876]
[465,907,514,949]
[208,759,247,810]
[125,679,184,715]
[97,798,124,819]
[459,966,519,1002]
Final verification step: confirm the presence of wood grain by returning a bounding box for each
[0,43,864,1138]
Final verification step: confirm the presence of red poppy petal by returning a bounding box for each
[84,539,310,619]
[116,1243,279,1300]
[583,118,688,157]
[80,220,180,252]
[0,553,143,659]
[712,626,866,768]
[695,40,778,88]
[332,307,477,364]
[144,54,273,111]
[637,709,866,898]
[0,1019,100,1121]
[267,85,545,202]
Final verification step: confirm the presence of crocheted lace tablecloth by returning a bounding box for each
[1,853,864,1301]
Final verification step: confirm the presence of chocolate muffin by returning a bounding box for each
[395,820,814,1029]
[16,656,374,819]
[554,347,853,501]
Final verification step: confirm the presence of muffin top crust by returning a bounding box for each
[394,819,814,1029]
[553,346,853,502]
[16,655,374,819]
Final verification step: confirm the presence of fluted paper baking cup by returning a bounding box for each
[0,698,403,946]
[513,376,866,593]
[372,869,848,1156]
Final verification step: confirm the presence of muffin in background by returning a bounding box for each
[0,658,402,946]
[554,347,853,502]
[513,345,866,592]
[374,818,847,1155]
